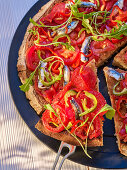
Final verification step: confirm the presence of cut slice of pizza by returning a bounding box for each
[104,67,127,156]
[113,46,127,70]
[36,60,115,150]
[17,0,127,116]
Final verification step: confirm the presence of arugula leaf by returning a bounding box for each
[99,104,115,120]
[74,117,89,131]
[92,21,127,41]
[82,17,94,34]
[43,103,91,158]
[58,115,91,158]
[35,41,75,51]
[44,104,58,117]
[30,12,72,30]
[53,34,71,44]
[19,64,40,92]
[85,104,115,152]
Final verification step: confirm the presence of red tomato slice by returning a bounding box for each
[41,3,69,24]
[90,40,116,57]
[34,77,57,103]
[42,104,69,133]
[76,90,107,116]
[26,46,40,71]
[89,117,102,139]
[71,65,97,91]
[71,120,88,140]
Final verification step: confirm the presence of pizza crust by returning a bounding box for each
[17,0,64,114]
[96,39,127,67]
[103,67,127,156]
[113,46,127,70]
[17,0,127,114]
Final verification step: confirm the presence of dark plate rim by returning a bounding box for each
[7,0,127,169]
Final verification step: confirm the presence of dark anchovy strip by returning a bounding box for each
[109,0,124,13]
[107,69,125,81]
[70,97,82,119]
[51,21,79,36]
[77,2,97,9]
[38,62,49,89]
[63,65,70,86]
[80,36,92,63]
[65,1,97,9]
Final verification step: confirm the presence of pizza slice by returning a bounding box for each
[104,67,127,156]
[36,60,115,153]
[17,0,127,116]
[113,46,127,70]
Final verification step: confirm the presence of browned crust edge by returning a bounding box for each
[113,46,127,70]
[96,39,127,67]
[103,67,127,156]
[35,119,103,146]
[17,0,65,114]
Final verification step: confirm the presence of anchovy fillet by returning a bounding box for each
[63,65,70,86]
[77,2,97,9]
[80,36,91,63]
[65,1,97,9]
[109,0,124,13]
[38,62,48,89]
[107,69,125,81]
[70,97,82,119]
[57,21,79,35]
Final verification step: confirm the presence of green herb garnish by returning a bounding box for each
[113,82,127,96]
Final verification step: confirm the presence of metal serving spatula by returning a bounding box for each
[52,141,76,170]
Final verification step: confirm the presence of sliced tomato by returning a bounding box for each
[59,49,80,66]
[77,90,107,117]
[71,65,97,91]
[90,39,116,57]
[26,46,40,71]
[65,104,76,123]
[42,104,69,133]
[89,90,107,116]
[52,81,72,105]
[116,96,127,119]
[110,6,127,23]
[34,77,57,103]
[123,0,127,11]
[89,117,102,139]
[105,0,118,11]
[71,120,88,140]
[41,3,69,24]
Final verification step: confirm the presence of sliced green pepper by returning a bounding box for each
[113,82,127,96]
[66,122,73,130]
[64,90,77,107]
[39,66,63,87]
[53,34,71,44]
[126,125,127,134]
[79,91,97,117]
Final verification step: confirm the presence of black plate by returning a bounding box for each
[8,0,127,169]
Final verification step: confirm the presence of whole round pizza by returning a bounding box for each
[17,0,127,158]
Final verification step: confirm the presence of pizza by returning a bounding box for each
[17,0,127,157]
[104,67,127,156]
[35,60,115,150]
